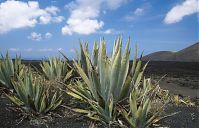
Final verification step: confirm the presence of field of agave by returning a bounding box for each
[0,37,196,128]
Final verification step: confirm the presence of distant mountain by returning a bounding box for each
[143,42,199,62]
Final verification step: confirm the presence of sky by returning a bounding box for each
[0,0,198,60]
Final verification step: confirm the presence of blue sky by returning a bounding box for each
[0,0,198,59]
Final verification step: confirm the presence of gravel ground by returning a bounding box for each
[0,95,198,128]
[159,105,199,128]
[0,96,90,128]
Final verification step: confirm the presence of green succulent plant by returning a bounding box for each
[40,57,73,81]
[121,78,163,128]
[0,53,26,89]
[67,37,147,126]
[6,72,62,114]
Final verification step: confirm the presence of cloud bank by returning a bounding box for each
[0,0,64,34]
[164,0,198,24]
[62,0,126,35]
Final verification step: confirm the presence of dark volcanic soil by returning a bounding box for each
[0,95,90,128]
[159,105,199,128]
[144,61,199,98]
[0,95,198,128]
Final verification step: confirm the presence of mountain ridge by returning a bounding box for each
[143,42,199,62]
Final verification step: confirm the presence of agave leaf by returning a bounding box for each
[138,99,150,125]
[67,84,91,101]
[145,106,163,127]
[111,36,122,64]
[145,114,160,127]
[98,41,107,100]
[51,98,62,110]
[91,69,100,101]
[45,91,62,112]
[129,89,138,115]
[132,59,142,84]
[74,61,91,86]
[92,41,98,67]
[64,69,73,81]
[75,81,94,99]
[130,44,138,76]
[0,69,8,86]
[116,41,130,100]
[73,61,98,99]
[34,82,44,111]
[133,71,143,89]
[67,91,85,101]
[108,96,113,118]
[135,105,143,127]
[39,95,47,113]
[90,101,112,124]
[73,108,91,114]
[27,74,34,99]
[80,43,89,75]
[1,64,12,87]
[109,44,121,102]
[5,94,24,106]
[13,80,28,105]
[121,108,136,128]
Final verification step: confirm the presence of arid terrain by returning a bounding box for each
[0,61,198,128]
[144,61,199,98]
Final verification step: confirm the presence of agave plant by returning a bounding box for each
[75,42,98,75]
[67,37,147,126]
[121,78,163,128]
[40,57,72,81]
[6,72,62,114]
[0,53,26,89]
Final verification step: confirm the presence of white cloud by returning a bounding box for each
[39,48,53,52]
[0,1,64,34]
[27,32,42,41]
[98,28,121,34]
[62,26,73,35]
[39,16,64,24]
[134,8,144,16]
[45,6,60,15]
[124,3,151,22]
[45,32,52,39]
[164,0,198,24]
[103,28,114,34]
[53,16,65,23]
[62,0,126,35]
[27,32,53,41]
[39,15,51,24]
[62,19,104,35]
[38,48,64,52]
[9,48,20,52]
